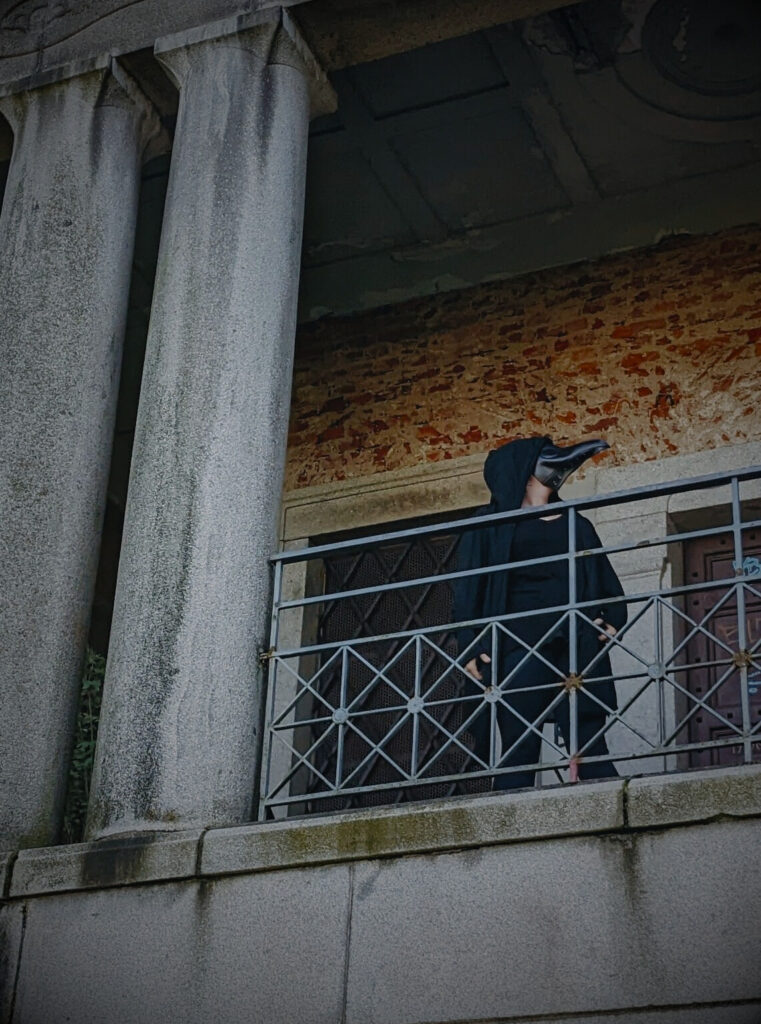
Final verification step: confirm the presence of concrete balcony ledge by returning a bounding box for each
[200,778,624,878]
[6,764,761,900]
[627,763,761,827]
[9,830,202,900]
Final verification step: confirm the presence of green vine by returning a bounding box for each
[62,648,105,844]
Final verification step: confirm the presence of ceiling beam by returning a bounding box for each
[0,0,578,89]
[295,0,580,71]
[332,72,449,244]
[298,161,761,319]
[484,24,599,205]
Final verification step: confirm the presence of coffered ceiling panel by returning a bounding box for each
[350,32,507,117]
[303,140,417,264]
[299,0,761,319]
[391,108,570,230]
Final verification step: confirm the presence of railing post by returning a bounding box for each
[335,646,350,789]
[655,597,667,754]
[257,557,283,819]
[411,635,422,779]
[731,476,753,764]
[490,621,499,776]
[567,507,579,781]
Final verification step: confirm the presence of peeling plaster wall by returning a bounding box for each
[286,223,761,490]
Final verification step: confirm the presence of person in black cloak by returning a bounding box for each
[452,435,627,789]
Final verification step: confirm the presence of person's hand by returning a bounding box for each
[594,618,616,642]
[465,653,491,680]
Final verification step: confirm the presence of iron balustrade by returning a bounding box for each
[259,466,761,818]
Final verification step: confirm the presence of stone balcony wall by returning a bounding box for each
[3,764,761,1024]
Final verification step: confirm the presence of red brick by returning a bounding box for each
[611,319,668,339]
[287,224,761,490]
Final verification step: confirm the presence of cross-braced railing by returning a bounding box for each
[259,467,761,818]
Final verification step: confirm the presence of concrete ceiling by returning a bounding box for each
[298,0,761,320]
[0,0,573,84]
[2,0,760,326]
[295,0,576,69]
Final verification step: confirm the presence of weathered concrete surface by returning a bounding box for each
[345,818,761,1023]
[202,780,624,876]
[628,763,761,828]
[10,830,202,898]
[2,764,755,893]
[86,12,331,838]
[298,163,761,321]
[296,0,573,71]
[0,60,159,851]
[0,0,575,85]
[4,779,761,1024]
[11,864,351,1024]
[0,854,14,898]
[519,1008,761,1024]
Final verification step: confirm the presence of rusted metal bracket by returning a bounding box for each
[733,649,753,668]
[258,648,275,666]
[563,673,584,691]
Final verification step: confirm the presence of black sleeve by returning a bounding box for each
[580,518,628,631]
[451,522,489,661]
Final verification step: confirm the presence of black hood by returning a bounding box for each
[483,436,552,512]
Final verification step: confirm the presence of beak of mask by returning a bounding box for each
[533,439,610,492]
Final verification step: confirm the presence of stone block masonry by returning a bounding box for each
[286,223,761,489]
[2,765,761,1024]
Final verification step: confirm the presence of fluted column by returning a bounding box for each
[0,59,161,849]
[86,10,334,837]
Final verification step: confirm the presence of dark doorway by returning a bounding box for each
[304,517,490,812]
[682,528,761,767]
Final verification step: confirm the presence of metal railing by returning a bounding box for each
[259,466,761,818]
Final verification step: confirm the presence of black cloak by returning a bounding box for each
[452,436,627,713]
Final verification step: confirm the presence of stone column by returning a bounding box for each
[86,10,334,838]
[0,59,161,850]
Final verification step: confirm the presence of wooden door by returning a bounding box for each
[682,529,761,767]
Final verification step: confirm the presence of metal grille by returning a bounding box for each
[260,467,761,818]
[306,532,489,811]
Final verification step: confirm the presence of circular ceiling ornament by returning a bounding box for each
[642,0,761,97]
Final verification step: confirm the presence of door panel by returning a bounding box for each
[682,529,761,767]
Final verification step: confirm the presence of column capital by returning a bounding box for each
[154,6,336,118]
[0,55,166,155]
[0,52,110,102]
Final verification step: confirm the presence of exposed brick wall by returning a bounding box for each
[286,223,761,490]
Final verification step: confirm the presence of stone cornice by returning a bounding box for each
[154,7,336,117]
[0,1,576,90]
[5,764,761,899]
